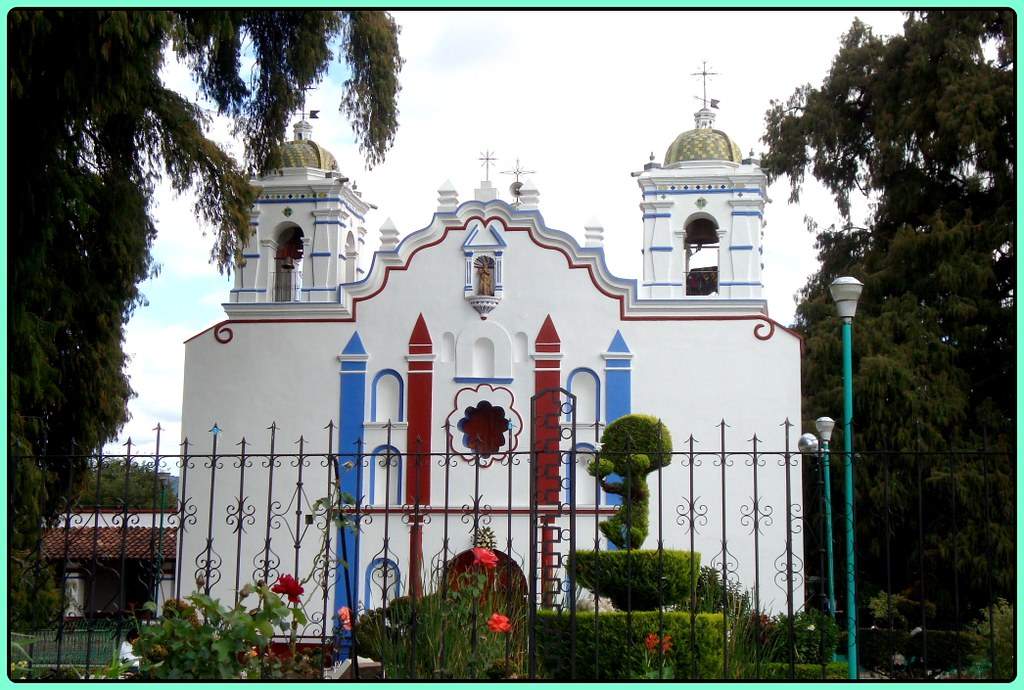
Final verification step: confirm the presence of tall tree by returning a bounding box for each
[8,9,402,625]
[764,11,1014,626]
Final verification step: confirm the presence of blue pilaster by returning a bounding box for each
[604,330,633,423]
[336,332,367,632]
[601,332,634,548]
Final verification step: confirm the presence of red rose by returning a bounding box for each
[487,612,512,633]
[472,547,498,570]
[271,574,304,603]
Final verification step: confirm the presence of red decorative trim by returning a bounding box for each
[184,215,803,354]
[214,322,233,344]
[534,360,561,369]
[409,361,433,371]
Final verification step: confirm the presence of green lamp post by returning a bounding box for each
[815,416,837,618]
[830,276,863,680]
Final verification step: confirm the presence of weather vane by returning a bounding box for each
[501,158,536,185]
[502,158,536,205]
[299,85,320,121]
[691,61,720,110]
[479,150,497,181]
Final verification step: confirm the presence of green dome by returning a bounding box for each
[664,127,742,165]
[279,138,338,171]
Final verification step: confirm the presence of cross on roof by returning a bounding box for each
[691,61,720,109]
[479,150,497,181]
[501,157,536,184]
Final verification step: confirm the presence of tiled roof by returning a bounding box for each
[664,127,743,165]
[42,527,177,560]
[279,139,339,171]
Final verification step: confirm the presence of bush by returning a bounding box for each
[573,550,699,612]
[844,628,986,677]
[970,598,1014,679]
[782,608,841,665]
[760,661,848,679]
[536,609,723,680]
[587,415,672,548]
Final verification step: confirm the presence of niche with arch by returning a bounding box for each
[454,320,513,382]
[566,367,601,426]
[371,369,404,423]
[369,444,403,506]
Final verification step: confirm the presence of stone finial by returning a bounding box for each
[379,218,399,251]
[584,217,605,248]
[437,179,459,212]
[474,179,498,202]
[518,179,539,210]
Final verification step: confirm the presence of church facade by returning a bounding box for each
[180,108,804,620]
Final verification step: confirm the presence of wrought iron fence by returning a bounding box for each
[8,391,1015,680]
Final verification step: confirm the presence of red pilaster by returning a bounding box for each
[407,314,434,598]
[533,315,562,508]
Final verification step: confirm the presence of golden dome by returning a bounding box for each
[664,127,742,166]
[279,138,338,171]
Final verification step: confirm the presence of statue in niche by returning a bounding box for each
[474,256,495,296]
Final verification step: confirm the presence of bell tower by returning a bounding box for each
[230,119,371,305]
[636,76,767,300]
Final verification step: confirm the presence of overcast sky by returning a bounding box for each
[114,10,909,452]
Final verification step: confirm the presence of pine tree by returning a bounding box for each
[763,11,1014,626]
[8,9,403,627]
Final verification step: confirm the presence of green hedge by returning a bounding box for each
[760,662,848,679]
[573,550,699,611]
[536,610,723,680]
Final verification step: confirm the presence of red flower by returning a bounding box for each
[487,612,512,633]
[338,606,352,631]
[271,574,304,603]
[472,547,498,570]
[644,632,672,653]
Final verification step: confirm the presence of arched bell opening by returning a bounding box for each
[682,213,719,296]
[273,225,304,301]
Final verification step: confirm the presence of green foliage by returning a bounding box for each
[969,598,1014,679]
[762,10,1014,630]
[8,10,403,604]
[849,627,986,678]
[79,459,177,509]
[573,550,700,611]
[355,566,527,679]
[784,609,841,666]
[586,415,672,548]
[759,662,848,679]
[535,610,723,680]
[134,585,293,679]
[688,565,751,614]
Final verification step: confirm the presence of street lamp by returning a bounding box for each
[829,276,863,680]
[815,417,837,620]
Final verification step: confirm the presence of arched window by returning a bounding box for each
[371,370,404,423]
[274,226,304,301]
[569,443,599,505]
[364,558,401,610]
[369,445,403,506]
[566,368,601,426]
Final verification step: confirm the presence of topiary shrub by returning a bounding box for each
[573,550,700,612]
[586,414,672,548]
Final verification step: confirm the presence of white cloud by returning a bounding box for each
[114,10,907,446]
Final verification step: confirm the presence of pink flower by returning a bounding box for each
[271,574,304,603]
[472,547,498,570]
[487,612,512,633]
[338,606,352,631]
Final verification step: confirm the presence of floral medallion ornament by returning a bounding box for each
[445,384,523,466]
[283,207,293,217]
[695,197,707,209]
